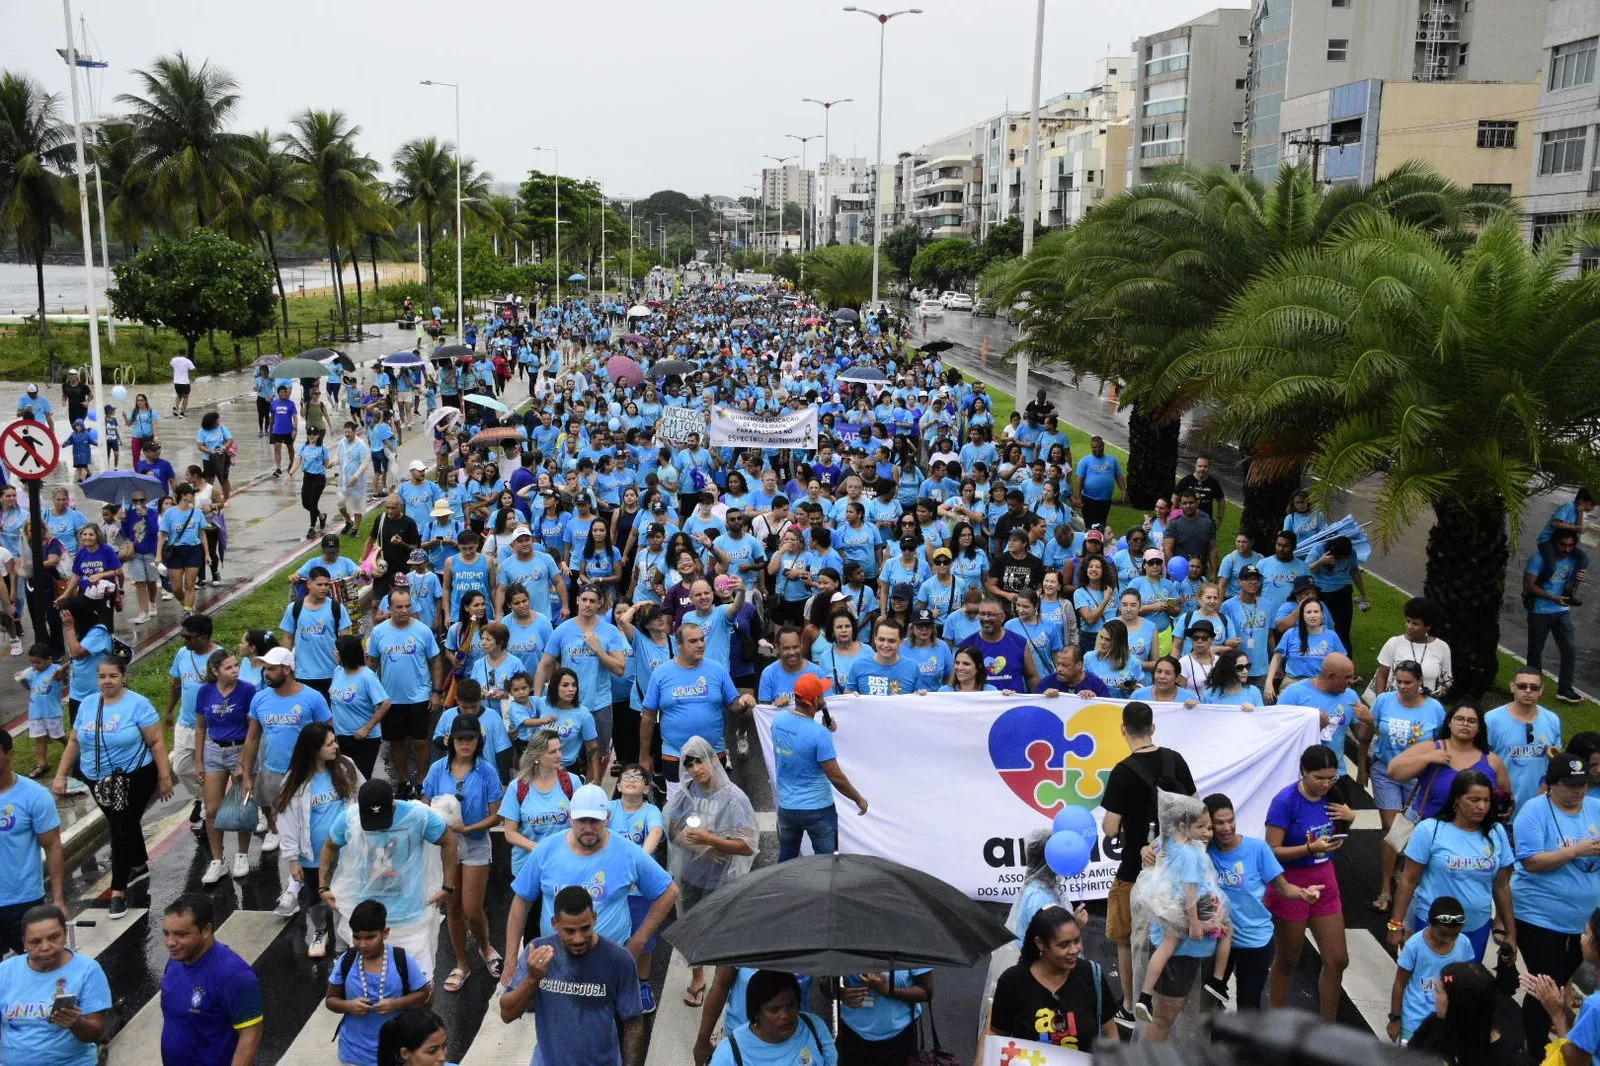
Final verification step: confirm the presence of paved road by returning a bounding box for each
[924,310,1600,697]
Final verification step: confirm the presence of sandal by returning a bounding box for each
[684,981,707,1008]
[1369,893,1392,913]
[484,949,503,979]
[28,764,48,778]
[443,967,468,992]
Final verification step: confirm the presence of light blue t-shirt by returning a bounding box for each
[900,641,953,690]
[1219,596,1271,674]
[1371,692,1447,766]
[1571,989,1600,1056]
[247,687,332,774]
[74,691,159,779]
[1396,928,1475,1039]
[838,969,929,1042]
[497,777,576,879]
[709,1015,839,1066]
[67,625,113,704]
[0,776,62,905]
[365,621,441,704]
[329,948,431,1066]
[327,801,448,926]
[510,832,674,944]
[1148,841,1221,959]
[0,949,113,1066]
[421,757,503,840]
[757,660,824,705]
[847,654,924,696]
[301,769,343,869]
[607,798,664,848]
[158,504,208,547]
[1403,819,1513,932]
[1208,835,1283,951]
[1484,704,1563,807]
[1278,679,1362,758]
[1528,552,1578,615]
[544,619,629,715]
[278,598,349,681]
[21,662,63,721]
[167,644,216,729]
[772,712,839,811]
[327,667,389,737]
[1272,626,1346,679]
[1512,794,1600,934]
[643,660,739,757]
[432,706,513,760]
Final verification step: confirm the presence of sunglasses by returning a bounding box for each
[1235,663,1251,672]
[1513,682,1542,692]
[1431,914,1467,927]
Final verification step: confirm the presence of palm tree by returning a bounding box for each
[279,109,379,338]
[228,129,310,333]
[805,244,886,309]
[1190,213,1600,696]
[390,136,453,302]
[116,52,244,227]
[1006,162,1509,538]
[0,72,71,342]
[89,120,160,256]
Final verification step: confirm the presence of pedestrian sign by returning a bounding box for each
[0,419,60,480]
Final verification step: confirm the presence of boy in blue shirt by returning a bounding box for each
[325,900,431,1064]
[16,645,65,776]
[1388,895,1472,1043]
[65,421,93,482]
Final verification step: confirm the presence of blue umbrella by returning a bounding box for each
[1293,514,1373,565]
[568,273,587,282]
[80,470,165,508]
[734,293,759,303]
[381,351,424,369]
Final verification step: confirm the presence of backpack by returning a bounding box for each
[332,945,413,1040]
[292,594,350,634]
[727,1013,823,1066]
[517,770,575,804]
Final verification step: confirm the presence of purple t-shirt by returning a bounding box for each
[1265,782,1336,868]
[72,544,120,590]
[959,631,1031,693]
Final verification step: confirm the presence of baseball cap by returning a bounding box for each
[1239,564,1262,581]
[890,582,915,601]
[794,674,833,703]
[408,459,427,472]
[321,533,341,550]
[651,500,669,513]
[930,547,952,562]
[449,714,483,739]
[25,384,37,395]
[408,549,428,564]
[1291,575,1316,595]
[913,607,936,625]
[1084,529,1104,543]
[1186,619,1216,638]
[358,779,396,831]
[430,500,454,517]
[510,525,533,540]
[899,536,919,552]
[646,522,666,536]
[261,647,295,668]
[1142,548,1165,563]
[1548,752,1591,786]
[568,783,610,821]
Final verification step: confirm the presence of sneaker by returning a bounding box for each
[318,512,328,531]
[640,983,656,1015]
[8,637,20,656]
[196,577,208,588]
[306,528,317,540]
[1134,994,1154,1023]
[256,810,268,833]
[736,734,750,756]
[108,897,128,919]
[273,469,282,479]
[231,853,250,879]
[189,799,204,827]
[1113,1005,1137,1031]
[1558,690,1585,704]
[202,859,228,885]
[1204,975,1231,1006]
[261,831,280,853]
[273,887,300,917]
[160,589,174,601]
[307,928,329,959]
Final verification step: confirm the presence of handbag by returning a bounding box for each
[906,985,959,1066]
[213,780,259,833]
[1383,751,1444,854]
[162,509,197,567]
[87,699,144,813]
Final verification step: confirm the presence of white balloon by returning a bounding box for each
[111,385,128,403]
[608,417,621,432]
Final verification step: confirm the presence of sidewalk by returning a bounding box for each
[1,323,445,655]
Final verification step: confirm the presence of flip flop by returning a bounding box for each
[28,764,48,778]
[443,967,468,992]
[484,949,504,979]
[684,981,707,1008]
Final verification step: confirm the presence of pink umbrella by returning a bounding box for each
[606,355,645,388]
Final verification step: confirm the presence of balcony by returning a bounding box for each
[1417,28,1460,42]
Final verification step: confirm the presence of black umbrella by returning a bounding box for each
[297,346,342,362]
[920,340,955,354]
[838,366,888,385]
[434,343,472,361]
[662,853,1011,975]
[833,308,860,322]
[652,359,696,378]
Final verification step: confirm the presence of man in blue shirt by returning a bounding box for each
[1073,436,1125,530]
[396,461,446,530]
[0,731,67,953]
[242,647,331,853]
[1525,529,1587,703]
[847,618,926,695]
[1256,531,1311,628]
[773,674,868,862]
[268,384,298,477]
[366,587,444,799]
[278,567,352,697]
[959,599,1040,694]
[159,894,263,1066]
[641,624,753,797]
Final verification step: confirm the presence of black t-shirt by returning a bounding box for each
[62,382,89,416]
[1101,748,1197,882]
[991,551,1045,596]
[370,512,421,573]
[1409,996,1530,1066]
[990,961,1119,1053]
[992,508,1038,549]
[1173,474,1225,519]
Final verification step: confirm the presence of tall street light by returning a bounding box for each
[531,146,560,305]
[61,0,103,451]
[802,97,852,248]
[843,6,922,308]
[419,79,463,338]
[1017,0,1046,404]
[786,134,821,253]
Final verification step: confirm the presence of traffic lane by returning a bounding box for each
[926,314,1600,695]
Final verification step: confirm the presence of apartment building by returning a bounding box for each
[1243,0,1545,179]
[1127,7,1253,185]
[760,165,815,215]
[1525,0,1600,247]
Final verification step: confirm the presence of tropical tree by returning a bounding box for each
[910,237,977,291]
[228,129,309,333]
[109,227,275,363]
[279,109,379,337]
[881,224,923,278]
[0,72,71,342]
[89,120,161,256]
[804,244,888,309]
[391,137,452,300]
[116,52,245,227]
[1187,213,1600,696]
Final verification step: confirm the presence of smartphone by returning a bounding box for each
[52,994,78,1013]
[1327,833,1349,842]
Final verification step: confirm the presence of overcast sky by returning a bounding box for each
[6,0,1240,199]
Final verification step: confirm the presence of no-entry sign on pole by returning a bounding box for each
[0,419,60,481]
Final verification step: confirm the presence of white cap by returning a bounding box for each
[511,525,533,540]
[408,459,427,472]
[568,783,610,821]
[26,384,37,395]
[260,647,295,668]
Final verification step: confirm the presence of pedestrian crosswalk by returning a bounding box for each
[459,998,537,1066]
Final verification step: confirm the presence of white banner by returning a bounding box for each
[753,694,1319,901]
[708,405,819,450]
[658,406,708,445]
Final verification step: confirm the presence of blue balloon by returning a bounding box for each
[1045,830,1091,879]
[1167,556,1190,583]
[1052,806,1098,844]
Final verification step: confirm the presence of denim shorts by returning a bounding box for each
[1371,760,1405,811]
[457,832,491,867]
[202,738,245,774]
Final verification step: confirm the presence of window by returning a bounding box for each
[1581,252,1600,275]
[1331,0,1349,6]
[1327,38,1349,61]
[1471,183,1512,195]
[1476,120,1517,149]
[1539,127,1587,175]
[1239,35,1251,46]
[1531,213,1574,248]
[1458,43,1468,67]
[1236,77,1248,89]
[1548,38,1598,91]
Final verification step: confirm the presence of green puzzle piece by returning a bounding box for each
[1034,767,1111,813]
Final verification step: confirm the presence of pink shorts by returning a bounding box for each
[1265,862,1342,922]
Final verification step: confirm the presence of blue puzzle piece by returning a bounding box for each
[987,704,1095,770]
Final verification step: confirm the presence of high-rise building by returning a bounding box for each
[818,155,869,245]
[1127,7,1253,186]
[1525,1,1600,248]
[760,165,816,218]
[1243,0,1546,179]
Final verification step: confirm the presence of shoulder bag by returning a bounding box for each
[88,699,146,813]
[1383,744,1445,854]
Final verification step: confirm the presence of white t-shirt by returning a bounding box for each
[1376,634,1453,696]
[170,356,196,385]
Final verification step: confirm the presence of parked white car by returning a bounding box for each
[910,287,936,303]
[940,291,974,311]
[915,300,946,318]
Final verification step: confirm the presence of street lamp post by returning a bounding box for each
[1017,0,1046,404]
[600,228,613,298]
[531,146,560,305]
[79,118,115,346]
[786,134,821,253]
[419,79,463,338]
[625,201,635,290]
[843,6,922,309]
[60,0,103,455]
[803,97,853,248]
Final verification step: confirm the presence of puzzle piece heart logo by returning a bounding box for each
[986,702,1129,817]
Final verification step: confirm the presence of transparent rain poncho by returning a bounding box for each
[328,799,445,947]
[1130,791,1229,999]
[663,736,758,894]
[1005,829,1076,947]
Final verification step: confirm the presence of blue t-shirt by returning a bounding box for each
[1265,781,1336,869]
[847,654,924,696]
[1278,679,1362,758]
[772,712,839,811]
[158,504,208,547]
[247,686,332,774]
[1074,454,1121,501]
[21,662,63,721]
[512,934,643,1066]
[838,969,929,1042]
[607,799,664,848]
[1512,795,1600,934]
[278,598,350,681]
[510,833,674,944]
[1403,820,1513,931]
[67,625,113,704]
[0,776,62,906]
[1396,929,1475,1039]
[540,702,598,766]
[0,949,112,1066]
[195,681,255,745]
[1148,841,1220,958]
[1528,552,1578,615]
[329,947,430,1065]
[959,631,1033,693]
[1219,597,1271,674]
[757,660,824,705]
[1484,704,1564,807]
[900,641,954,690]
[1371,692,1447,766]
[544,620,629,715]
[168,644,217,729]
[1272,626,1346,679]
[710,1015,839,1066]
[498,777,575,879]
[74,691,159,779]
[326,802,449,926]
[1208,835,1283,951]
[159,942,263,1066]
[643,660,739,756]
[432,706,513,760]
[327,667,389,737]
[422,757,503,840]
[297,444,327,475]
[301,769,343,869]
[1255,556,1308,621]
[1573,991,1600,1057]
[366,621,441,704]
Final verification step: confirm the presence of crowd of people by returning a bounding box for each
[1,276,1599,1066]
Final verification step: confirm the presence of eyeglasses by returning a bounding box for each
[131,497,146,503]
[1449,715,1478,725]
[1430,914,1467,927]
[620,772,647,782]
